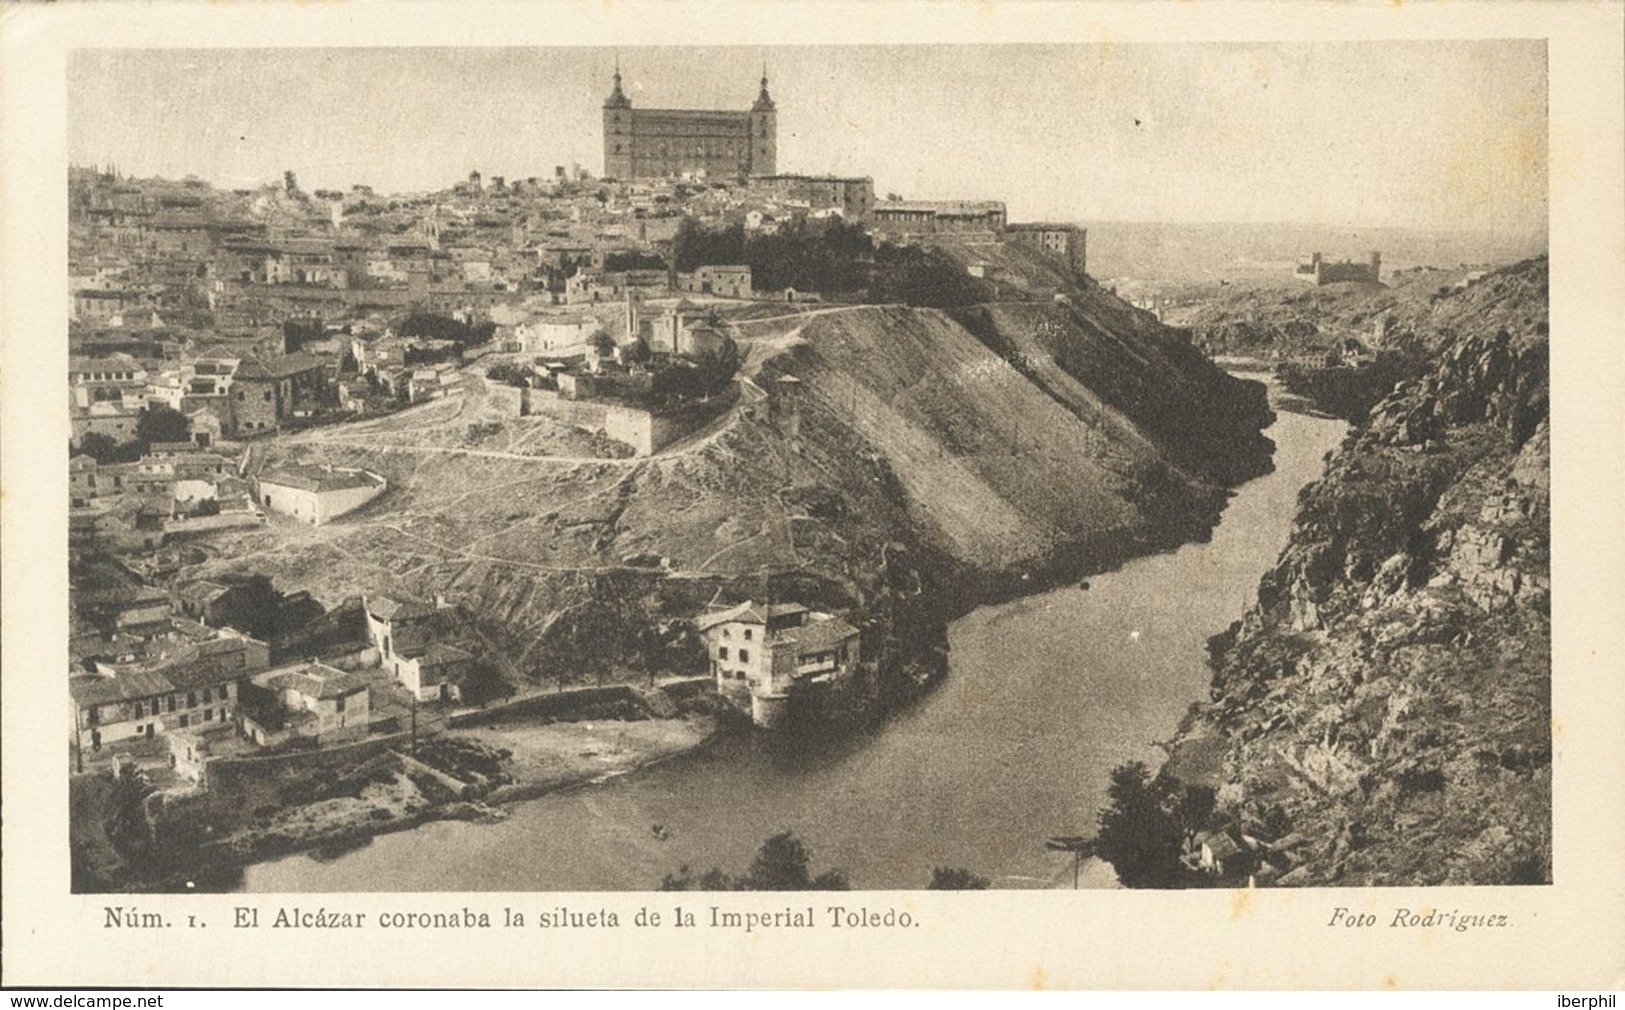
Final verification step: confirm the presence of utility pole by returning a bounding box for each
[1046,836,1091,890]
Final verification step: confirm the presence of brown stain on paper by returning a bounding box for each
[1229,888,1253,921]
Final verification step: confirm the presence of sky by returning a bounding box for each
[69,42,1547,239]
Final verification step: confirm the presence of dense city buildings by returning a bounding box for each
[64,63,1096,792]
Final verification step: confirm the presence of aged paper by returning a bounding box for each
[3,0,1622,989]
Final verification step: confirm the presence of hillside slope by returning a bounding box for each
[1167,258,1550,885]
[189,283,1274,696]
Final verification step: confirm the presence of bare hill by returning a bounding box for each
[187,286,1274,695]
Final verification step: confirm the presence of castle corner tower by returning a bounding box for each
[749,66,778,178]
[603,62,634,180]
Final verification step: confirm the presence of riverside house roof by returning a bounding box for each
[774,616,859,658]
[694,601,810,632]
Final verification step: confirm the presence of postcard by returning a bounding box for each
[2,0,1621,990]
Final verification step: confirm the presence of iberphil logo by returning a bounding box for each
[1556,997,1617,1009]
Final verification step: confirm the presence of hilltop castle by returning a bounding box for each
[602,64,777,181]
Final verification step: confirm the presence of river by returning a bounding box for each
[240,384,1345,892]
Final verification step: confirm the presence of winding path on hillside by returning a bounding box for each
[277,304,859,466]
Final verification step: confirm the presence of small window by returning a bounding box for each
[739,649,750,663]
[743,628,753,641]
[718,646,729,661]
[203,688,213,703]
[134,702,144,718]
[167,696,176,713]
[187,691,197,707]
[203,708,213,722]
[336,695,347,713]
[179,714,190,728]
[721,627,730,639]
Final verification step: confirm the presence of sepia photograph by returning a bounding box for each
[61,39,1552,896]
[5,0,1622,992]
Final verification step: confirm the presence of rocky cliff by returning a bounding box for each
[1174,258,1550,885]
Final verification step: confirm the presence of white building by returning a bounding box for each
[363,595,472,703]
[695,600,860,728]
[516,314,600,354]
[255,464,386,525]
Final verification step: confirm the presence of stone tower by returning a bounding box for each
[749,66,777,177]
[602,61,634,180]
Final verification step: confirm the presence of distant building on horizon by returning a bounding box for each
[1295,251,1382,286]
[602,64,777,181]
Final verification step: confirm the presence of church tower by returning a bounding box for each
[603,61,634,179]
[749,66,777,177]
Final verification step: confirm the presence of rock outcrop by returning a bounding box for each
[1176,258,1550,885]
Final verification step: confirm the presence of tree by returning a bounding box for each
[870,243,992,308]
[743,830,816,890]
[136,405,190,446]
[105,763,155,863]
[76,432,141,464]
[283,317,325,354]
[1173,784,1218,847]
[659,865,737,891]
[659,830,851,891]
[1094,761,1184,888]
[397,312,494,348]
[809,870,852,890]
[604,250,667,272]
[212,575,284,643]
[485,362,533,387]
[927,867,991,890]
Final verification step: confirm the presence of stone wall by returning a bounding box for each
[515,384,736,456]
[204,729,414,795]
[445,685,646,728]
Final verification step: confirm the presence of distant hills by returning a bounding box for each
[1081,220,1546,285]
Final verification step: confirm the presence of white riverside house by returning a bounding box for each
[362,595,473,703]
[255,464,386,526]
[695,600,860,728]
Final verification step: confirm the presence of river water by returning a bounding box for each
[241,385,1344,892]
